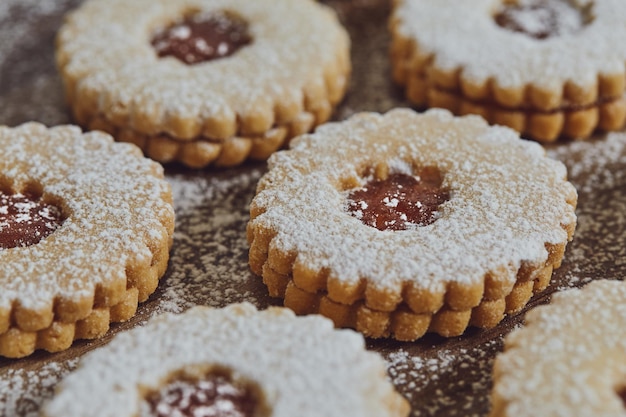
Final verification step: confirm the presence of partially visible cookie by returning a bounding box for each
[247,109,577,341]
[490,280,626,417]
[42,303,410,417]
[56,0,351,168]
[390,0,626,142]
[0,123,175,358]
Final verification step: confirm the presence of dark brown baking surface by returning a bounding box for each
[1,1,625,416]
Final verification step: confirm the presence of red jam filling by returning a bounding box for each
[0,191,64,250]
[494,0,588,39]
[152,11,252,65]
[143,373,259,417]
[347,168,449,231]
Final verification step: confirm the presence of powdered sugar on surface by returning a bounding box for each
[547,133,626,290]
[153,166,268,315]
[383,337,502,417]
[0,359,79,417]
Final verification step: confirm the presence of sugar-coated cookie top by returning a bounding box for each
[393,0,626,91]
[42,303,408,417]
[251,109,577,294]
[492,280,626,417]
[0,123,173,311]
[56,0,349,136]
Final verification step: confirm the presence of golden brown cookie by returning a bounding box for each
[490,280,626,417]
[42,303,409,417]
[56,0,351,168]
[0,123,175,358]
[247,109,577,340]
[390,0,626,142]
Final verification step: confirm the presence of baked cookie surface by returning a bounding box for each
[56,0,351,167]
[390,0,626,142]
[0,123,175,358]
[247,109,577,340]
[42,303,409,417]
[490,280,626,417]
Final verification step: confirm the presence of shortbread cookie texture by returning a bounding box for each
[0,123,175,358]
[56,0,350,168]
[490,280,626,417]
[390,0,626,142]
[247,109,577,341]
[42,303,410,417]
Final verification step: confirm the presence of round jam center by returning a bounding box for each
[152,11,252,65]
[346,170,449,231]
[143,374,259,417]
[494,0,588,39]
[0,191,64,250]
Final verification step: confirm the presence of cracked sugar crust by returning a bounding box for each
[0,122,175,358]
[391,0,626,110]
[55,0,351,166]
[247,109,577,328]
[41,303,409,417]
[490,280,626,417]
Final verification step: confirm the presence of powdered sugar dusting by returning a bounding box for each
[2,0,626,416]
[56,0,349,138]
[42,304,406,417]
[0,123,174,311]
[492,280,626,416]
[251,109,576,292]
[394,0,622,90]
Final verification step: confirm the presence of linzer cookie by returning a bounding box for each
[42,303,410,417]
[490,280,626,417]
[247,109,577,340]
[56,0,350,168]
[0,123,175,358]
[390,0,626,142]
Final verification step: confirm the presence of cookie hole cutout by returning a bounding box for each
[140,367,270,417]
[151,9,253,65]
[0,184,66,250]
[345,166,449,231]
[494,0,594,40]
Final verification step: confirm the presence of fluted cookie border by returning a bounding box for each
[0,123,175,358]
[395,71,626,142]
[247,109,577,340]
[390,0,626,141]
[42,303,409,417]
[490,280,626,417]
[56,0,351,168]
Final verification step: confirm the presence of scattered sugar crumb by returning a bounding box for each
[153,167,268,315]
[0,359,79,417]
[383,337,502,416]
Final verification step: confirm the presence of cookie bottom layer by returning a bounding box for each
[422,84,625,143]
[82,110,324,168]
[248,233,567,341]
[389,29,626,142]
[0,236,171,359]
